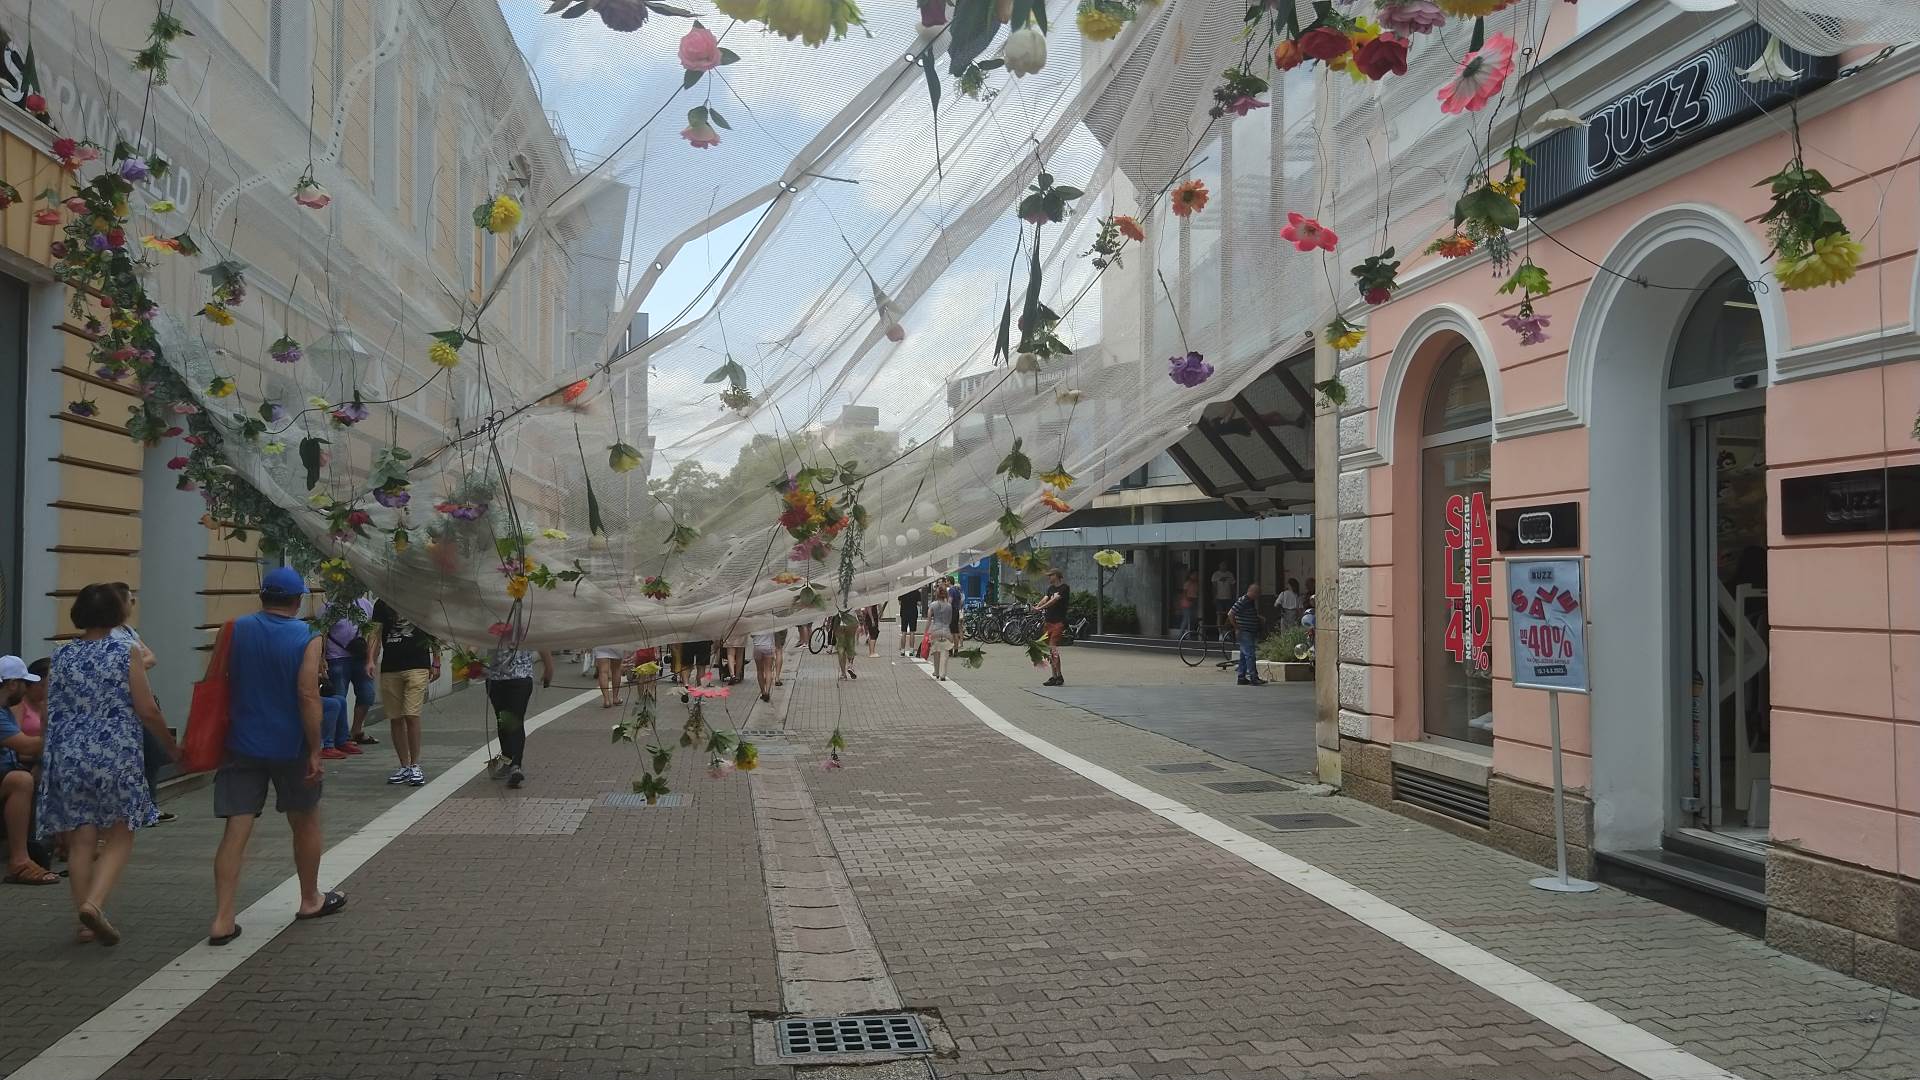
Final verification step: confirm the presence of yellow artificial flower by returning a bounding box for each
[309,492,335,508]
[200,302,234,326]
[1092,548,1124,569]
[634,660,661,679]
[1775,232,1862,290]
[540,528,569,541]
[486,194,522,235]
[148,199,176,213]
[1330,328,1365,351]
[429,340,461,369]
[391,530,410,554]
[714,0,763,17]
[207,376,236,398]
[1491,174,1527,205]
[1076,4,1126,41]
[141,234,180,253]
[506,574,529,600]
[262,441,286,455]
[929,521,956,539]
[1437,0,1509,16]
[1039,466,1074,490]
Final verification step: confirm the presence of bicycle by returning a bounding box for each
[997,605,1044,645]
[1177,623,1236,669]
[805,623,829,654]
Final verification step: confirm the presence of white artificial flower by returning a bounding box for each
[1532,107,1584,133]
[1055,388,1085,405]
[1739,36,1800,84]
[1003,25,1047,77]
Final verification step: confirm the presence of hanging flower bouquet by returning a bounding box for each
[1075,0,1134,42]
[1351,249,1400,305]
[1758,156,1859,290]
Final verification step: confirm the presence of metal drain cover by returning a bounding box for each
[599,793,686,809]
[1204,780,1293,794]
[777,1014,932,1057]
[738,729,787,739]
[1146,761,1225,774]
[1254,812,1359,830]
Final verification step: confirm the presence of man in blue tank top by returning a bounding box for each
[208,566,347,946]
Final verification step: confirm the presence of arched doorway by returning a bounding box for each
[1418,345,1494,747]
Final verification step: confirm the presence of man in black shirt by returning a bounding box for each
[1035,568,1071,687]
[369,599,438,786]
[897,587,922,656]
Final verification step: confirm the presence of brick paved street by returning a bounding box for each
[3,641,1916,1079]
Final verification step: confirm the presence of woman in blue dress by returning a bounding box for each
[36,583,178,946]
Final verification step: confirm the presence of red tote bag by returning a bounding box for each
[180,620,235,773]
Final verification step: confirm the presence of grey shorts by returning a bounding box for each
[214,754,323,818]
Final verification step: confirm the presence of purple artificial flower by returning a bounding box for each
[265,402,287,423]
[1502,312,1552,346]
[94,364,126,381]
[330,400,369,426]
[270,340,302,364]
[88,233,110,252]
[49,240,67,259]
[1167,350,1215,388]
[1226,96,1269,117]
[1377,0,1446,36]
[118,157,150,182]
[373,485,411,509]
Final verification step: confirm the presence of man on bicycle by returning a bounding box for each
[1035,568,1071,687]
[1228,583,1266,686]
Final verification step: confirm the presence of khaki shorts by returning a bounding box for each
[379,669,430,718]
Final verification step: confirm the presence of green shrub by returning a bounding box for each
[1258,626,1310,663]
[1067,592,1139,634]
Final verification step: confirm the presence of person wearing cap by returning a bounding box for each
[1,655,55,885]
[33,584,178,943]
[208,566,346,947]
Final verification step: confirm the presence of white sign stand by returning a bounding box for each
[1505,556,1598,894]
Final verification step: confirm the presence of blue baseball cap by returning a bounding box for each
[260,566,308,601]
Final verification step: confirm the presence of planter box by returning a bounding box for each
[1256,659,1314,682]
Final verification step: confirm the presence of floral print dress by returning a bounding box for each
[35,637,158,836]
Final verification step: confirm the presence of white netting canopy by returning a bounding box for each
[16,0,1915,649]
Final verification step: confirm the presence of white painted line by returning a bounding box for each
[10,689,602,1080]
[930,674,1745,1080]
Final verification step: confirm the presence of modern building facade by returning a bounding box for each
[1332,0,1919,991]
[0,0,607,713]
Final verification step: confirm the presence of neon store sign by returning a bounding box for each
[1442,491,1492,674]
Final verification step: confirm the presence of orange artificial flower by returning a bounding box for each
[1040,489,1072,513]
[1171,178,1210,218]
[1429,232,1476,259]
[1114,214,1145,242]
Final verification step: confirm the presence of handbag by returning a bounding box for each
[917,628,932,659]
[180,620,235,773]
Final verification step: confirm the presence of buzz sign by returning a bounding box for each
[1505,557,1589,694]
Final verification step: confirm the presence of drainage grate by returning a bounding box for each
[1391,764,1491,828]
[776,1014,932,1057]
[599,793,686,809]
[1146,762,1225,774]
[1204,780,1294,794]
[1254,813,1359,830]
[738,729,787,739]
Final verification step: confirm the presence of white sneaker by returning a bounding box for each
[386,767,411,785]
[407,765,426,786]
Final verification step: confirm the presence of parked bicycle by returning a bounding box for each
[1177,623,1237,669]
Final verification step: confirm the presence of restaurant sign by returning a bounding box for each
[1520,25,1835,219]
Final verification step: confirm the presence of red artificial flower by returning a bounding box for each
[51,137,77,160]
[1171,178,1210,218]
[166,456,189,470]
[347,510,372,528]
[1280,211,1338,252]
[183,434,207,446]
[32,207,58,226]
[23,93,45,113]
[163,426,183,437]
[63,197,87,214]
[1114,215,1145,243]
[1274,39,1306,71]
[1364,285,1393,305]
[1297,26,1353,62]
[1354,33,1410,80]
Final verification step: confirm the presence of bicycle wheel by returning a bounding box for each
[1022,613,1044,642]
[1177,630,1208,667]
[808,625,828,654]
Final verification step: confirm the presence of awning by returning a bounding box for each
[1164,352,1315,514]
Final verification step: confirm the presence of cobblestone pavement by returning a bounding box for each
[7,641,1917,1080]
[944,645,1920,1080]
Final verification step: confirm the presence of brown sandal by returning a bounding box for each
[78,902,120,946]
[5,861,60,885]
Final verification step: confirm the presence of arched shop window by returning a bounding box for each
[1419,345,1494,747]
[1668,266,1766,389]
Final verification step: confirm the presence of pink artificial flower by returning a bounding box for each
[1502,311,1551,345]
[489,621,512,638]
[678,24,723,71]
[1438,32,1517,115]
[166,456,189,470]
[1378,0,1445,37]
[821,757,844,771]
[1226,96,1269,117]
[1280,211,1338,252]
[171,402,201,415]
[681,116,720,149]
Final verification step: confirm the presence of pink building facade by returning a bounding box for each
[1333,6,1919,992]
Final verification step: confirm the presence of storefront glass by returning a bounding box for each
[1419,347,1494,746]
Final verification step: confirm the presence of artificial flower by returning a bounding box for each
[1775,232,1862,290]
[331,400,369,426]
[148,199,175,213]
[269,335,302,364]
[506,575,530,600]
[373,484,411,508]
[22,92,45,114]
[1281,212,1338,252]
[67,399,98,418]
[1056,388,1086,405]
[679,23,723,71]
[1224,95,1268,117]
[1326,315,1365,352]
[292,175,331,209]
[1171,178,1210,218]
[429,339,461,369]
[484,194,522,234]
[715,0,764,18]
[200,302,235,326]
[489,621,513,638]
[1501,312,1551,345]
[1739,35,1801,84]
[1438,32,1517,114]
[141,234,182,253]
[540,528,569,541]
[608,442,644,473]
[1040,489,1071,513]
[1092,549,1125,569]
[166,456,188,470]
[918,0,948,28]
[118,156,151,182]
[763,0,862,46]
[171,402,200,415]
[1435,0,1509,15]
[1039,466,1074,489]
[1491,174,1527,205]
[1167,350,1214,388]
[1428,231,1476,258]
[207,376,236,398]
[435,500,488,522]
[1003,24,1047,76]
[1376,0,1445,36]
[1114,215,1145,242]
[1532,107,1585,133]
[641,575,672,599]
[771,571,803,586]
[1274,38,1306,71]
[681,113,721,149]
[1076,0,1128,42]
[32,207,59,226]
[390,529,410,554]
[1353,31,1410,80]
[929,521,956,539]
[262,441,286,455]
[1298,26,1354,62]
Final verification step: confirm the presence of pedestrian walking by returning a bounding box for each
[897,587,922,656]
[370,598,437,786]
[925,590,954,681]
[592,644,628,708]
[751,630,778,702]
[486,637,554,789]
[946,577,963,653]
[772,628,788,687]
[860,604,882,658]
[322,595,376,749]
[833,612,858,680]
[208,567,346,947]
[1176,570,1200,635]
[1228,583,1266,686]
[34,584,179,944]
[722,632,747,685]
[2,656,55,886]
[1035,568,1071,687]
[678,640,713,701]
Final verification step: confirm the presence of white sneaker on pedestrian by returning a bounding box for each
[506,766,525,789]
[407,765,427,786]
[386,767,411,785]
